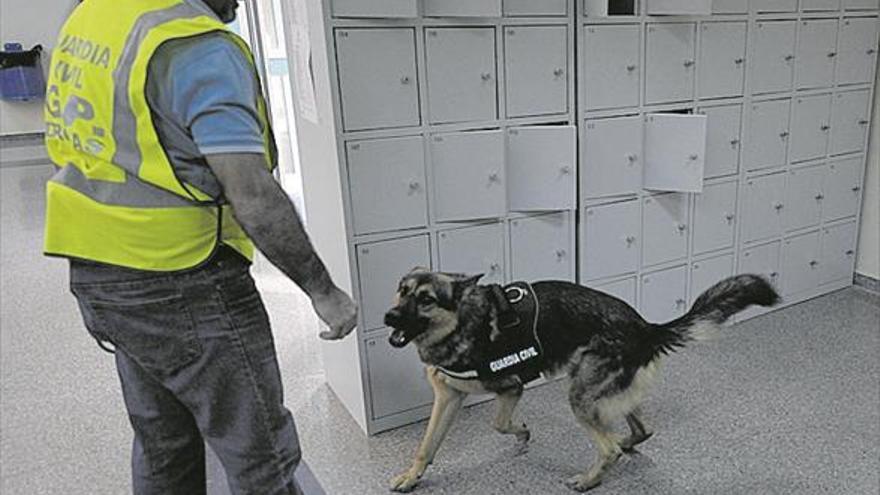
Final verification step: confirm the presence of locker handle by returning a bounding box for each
[827,52,837,58]
[689,154,700,161]
[820,124,830,132]
[553,68,565,77]
[809,260,819,267]
[868,48,877,55]
[770,272,779,279]
[626,153,639,163]
[488,172,501,183]
[677,223,688,232]
[846,250,855,256]
[556,249,567,259]
[815,193,824,201]
[560,165,572,175]
[852,186,861,192]
[626,64,637,72]
[734,57,745,65]
[784,54,795,62]
[859,120,869,126]
[481,73,493,82]
[725,213,735,222]
[489,263,501,273]
[730,138,740,147]
[625,235,637,245]
[779,131,790,139]
[409,181,421,191]
[683,59,696,68]
[400,76,412,85]
[773,202,784,210]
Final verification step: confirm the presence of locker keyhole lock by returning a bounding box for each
[809,260,819,268]
[625,235,637,245]
[626,153,638,163]
[689,154,699,161]
[852,186,861,192]
[683,59,696,68]
[677,223,687,232]
[846,250,855,256]
[784,54,795,62]
[489,263,501,273]
[409,181,421,191]
[488,172,500,183]
[770,272,779,279]
[560,165,572,175]
[730,138,740,147]
[556,249,567,259]
[820,124,830,132]
[553,68,565,77]
[481,73,493,82]
[815,193,824,201]
[626,64,637,72]
[725,213,735,222]
[734,58,745,65]
[675,299,686,307]
[780,131,790,139]
[774,202,784,210]
[859,120,869,126]
[868,49,877,55]
[827,52,837,58]
[400,76,411,85]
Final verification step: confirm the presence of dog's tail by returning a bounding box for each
[646,274,780,356]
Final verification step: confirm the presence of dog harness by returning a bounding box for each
[437,282,545,384]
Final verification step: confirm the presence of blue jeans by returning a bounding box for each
[70,248,303,495]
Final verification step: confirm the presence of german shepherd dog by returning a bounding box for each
[384,269,779,492]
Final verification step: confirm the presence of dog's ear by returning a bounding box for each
[452,273,484,301]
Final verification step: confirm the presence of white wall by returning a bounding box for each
[0,0,77,135]
[857,72,880,280]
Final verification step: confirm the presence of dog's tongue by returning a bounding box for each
[389,329,408,348]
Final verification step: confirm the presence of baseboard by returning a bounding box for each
[854,273,880,294]
[0,133,49,168]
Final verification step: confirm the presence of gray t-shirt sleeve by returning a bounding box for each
[160,35,266,156]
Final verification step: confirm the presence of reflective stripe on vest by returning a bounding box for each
[44,0,275,271]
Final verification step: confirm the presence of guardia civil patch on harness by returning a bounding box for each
[474,282,544,383]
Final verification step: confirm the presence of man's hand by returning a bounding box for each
[311,286,358,340]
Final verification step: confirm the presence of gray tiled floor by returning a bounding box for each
[2,164,879,494]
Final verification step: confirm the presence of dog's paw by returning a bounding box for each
[565,474,602,492]
[390,470,422,493]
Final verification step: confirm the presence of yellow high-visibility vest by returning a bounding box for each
[44,0,276,271]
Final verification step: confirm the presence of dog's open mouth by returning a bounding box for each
[388,328,410,348]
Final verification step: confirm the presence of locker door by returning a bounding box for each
[336,28,420,131]
[790,94,832,163]
[504,0,568,15]
[822,157,864,221]
[745,99,791,171]
[640,265,688,323]
[507,125,576,211]
[693,180,738,255]
[802,0,842,10]
[357,235,432,331]
[750,21,797,95]
[699,22,747,99]
[643,193,690,267]
[699,104,742,178]
[643,113,708,193]
[505,26,568,118]
[796,19,839,90]
[830,90,871,156]
[781,231,821,296]
[332,0,418,17]
[741,241,782,289]
[690,254,735,304]
[510,212,574,282]
[438,223,506,285]
[588,277,637,308]
[645,23,697,105]
[741,172,786,243]
[347,137,428,235]
[426,28,497,124]
[712,0,748,13]
[845,0,880,9]
[432,130,506,222]
[366,330,433,419]
[584,25,640,110]
[424,0,502,16]
[752,0,798,11]
[582,199,641,281]
[837,17,880,85]
[784,165,825,232]
[820,221,858,284]
[583,116,643,198]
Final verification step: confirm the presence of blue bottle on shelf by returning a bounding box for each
[0,43,46,101]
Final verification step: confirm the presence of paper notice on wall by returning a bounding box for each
[291,0,318,124]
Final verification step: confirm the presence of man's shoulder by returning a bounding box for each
[152,31,247,72]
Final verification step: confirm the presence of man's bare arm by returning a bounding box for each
[205,152,357,340]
